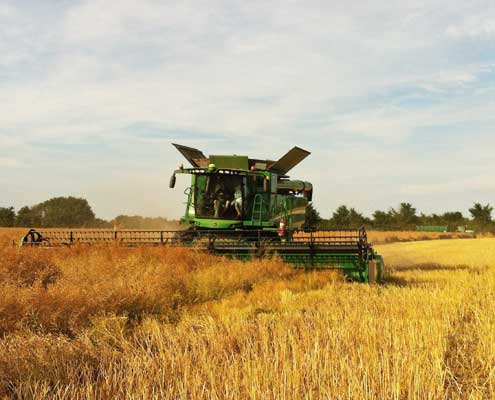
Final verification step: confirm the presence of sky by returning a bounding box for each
[1,0,494,220]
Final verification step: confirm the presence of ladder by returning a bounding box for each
[251,194,267,224]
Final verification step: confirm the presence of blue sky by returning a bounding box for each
[1,0,494,219]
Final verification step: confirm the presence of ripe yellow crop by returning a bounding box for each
[0,228,494,399]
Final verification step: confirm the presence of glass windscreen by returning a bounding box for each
[194,174,245,219]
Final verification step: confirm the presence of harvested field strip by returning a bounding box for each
[368,230,476,245]
[443,275,495,399]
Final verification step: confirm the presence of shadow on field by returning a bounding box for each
[381,263,472,287]
[382,275,430,287]
[389,263,471,272]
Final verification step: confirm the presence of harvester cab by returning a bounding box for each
[170,144,313,232]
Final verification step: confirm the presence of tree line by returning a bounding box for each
[1,197,493,232]
[0,197,176,229]
[305,202,494,232]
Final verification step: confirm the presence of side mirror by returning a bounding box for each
[169,173,176,188]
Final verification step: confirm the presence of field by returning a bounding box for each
[366,230,476,244]
[1,228,495,399]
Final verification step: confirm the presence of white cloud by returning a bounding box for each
[446,16,495,39]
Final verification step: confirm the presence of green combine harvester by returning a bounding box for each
[21,144,383,283]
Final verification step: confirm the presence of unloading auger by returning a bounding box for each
[21,144,383,283]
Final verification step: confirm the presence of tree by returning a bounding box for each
[372,210,393,230]
[327,205,369,228]
[0,207,15,227]
[330,205,351,227]
[442,211,465,231]
[15,206,33,227]
[469,203,493,231]
[30,197,96,228]
[304,203,321,229]
[390,203,418,229]
[94,218,113,228]
[348,208,369,228]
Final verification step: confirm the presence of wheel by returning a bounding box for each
[22,229,43,245]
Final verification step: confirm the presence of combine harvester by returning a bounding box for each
[21,144,383,283]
